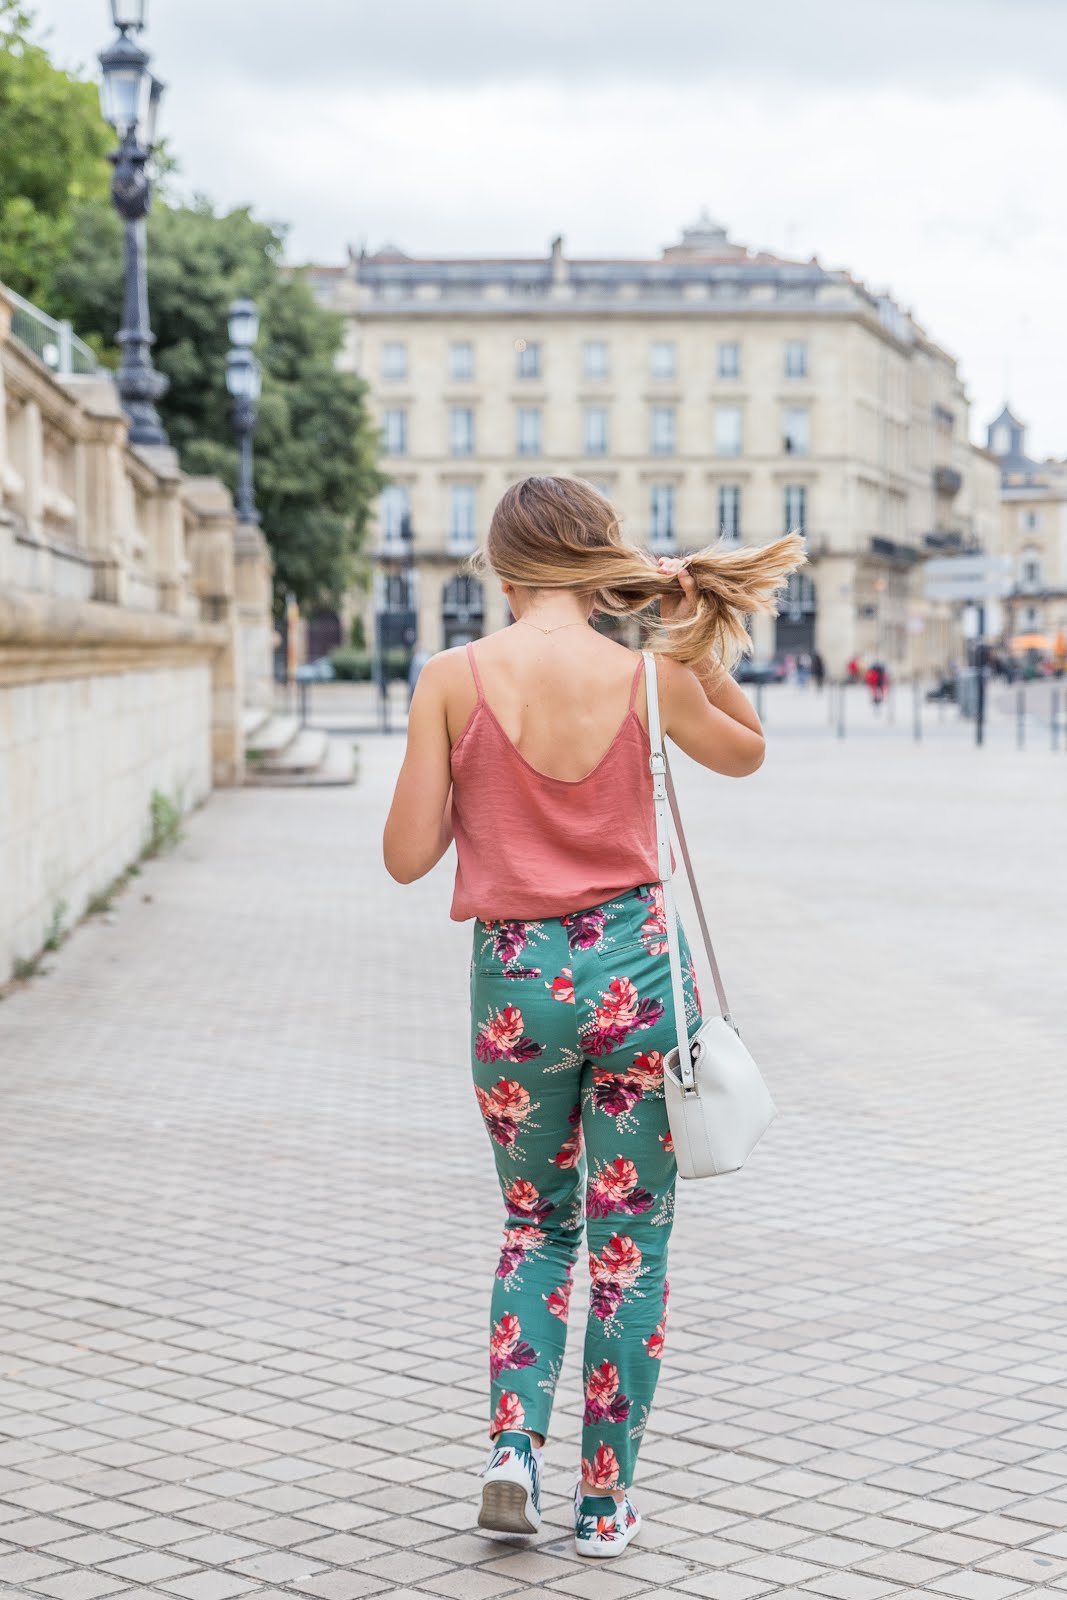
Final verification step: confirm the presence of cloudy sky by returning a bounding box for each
[31,0,1067,456]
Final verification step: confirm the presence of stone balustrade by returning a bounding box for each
[0,285,274,981]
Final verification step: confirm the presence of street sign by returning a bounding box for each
[924,554,1013,603]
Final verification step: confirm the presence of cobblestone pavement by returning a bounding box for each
[2,708,1067,1600]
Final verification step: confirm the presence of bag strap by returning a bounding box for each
[642,651,733,1093]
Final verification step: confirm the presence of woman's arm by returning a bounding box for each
[382,657,455,883]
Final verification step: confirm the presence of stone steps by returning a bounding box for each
[242,705,272,743]
[246,713,300,758]
[246,737,358,789]
[243,709,356,788]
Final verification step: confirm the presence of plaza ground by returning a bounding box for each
[1,695,1066,1600]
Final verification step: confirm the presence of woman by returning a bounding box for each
[384,476,803,1558]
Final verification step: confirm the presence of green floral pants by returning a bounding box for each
[469,881,701,1491]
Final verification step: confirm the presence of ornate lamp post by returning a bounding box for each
[98,0,169,445]
[225,298,262,523]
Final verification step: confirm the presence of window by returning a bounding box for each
[583,340,609,380]
[718,342,741,379]
[650,405,676,455]
[516,406,542,456]
[448,485,477,552]
[1020,549,1042,590]
[783,406,810,456]
[649,484,676,548]
[718,485,741,542]
[650,341,676,379]
[449,341,474,381]
[383,408,407,456]
[516,339,541,379]
[1023,510,1042,532]
[380,484,410,545]
[714,405,743,457]
[583,406,609,456]
[784,483,807,531]
[449,406,475,457]
[381,341,407,380]
[784,340,808,379]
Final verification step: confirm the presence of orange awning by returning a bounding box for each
[1008,633,1051,652]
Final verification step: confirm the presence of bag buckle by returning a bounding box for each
[648,751,666,776]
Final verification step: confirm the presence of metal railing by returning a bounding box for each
[6,286,99,376]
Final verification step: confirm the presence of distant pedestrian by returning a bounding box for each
[384,475,805,1559]
[848,654,862,683]
[811,650,825,690]
[866,661,888,707]
[796,651,812,687]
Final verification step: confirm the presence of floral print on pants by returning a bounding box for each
[470,881,701,1490]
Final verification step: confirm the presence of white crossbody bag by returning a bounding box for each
[643,651,777,1179]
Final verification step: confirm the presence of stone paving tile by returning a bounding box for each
[2,722,1067,1599]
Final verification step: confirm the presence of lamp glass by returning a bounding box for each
[228,298,259,349]
[100,62,144,131]
[99,31,149,133]
[110,0,147,29]
[226,351,259,400]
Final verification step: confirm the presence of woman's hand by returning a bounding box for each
[657,555,697,623]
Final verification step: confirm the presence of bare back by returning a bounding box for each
[443,628,649,783]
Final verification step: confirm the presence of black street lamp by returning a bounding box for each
[98,0,169,446]
[225,298,262,523]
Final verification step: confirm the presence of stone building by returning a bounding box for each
[307,215,999,673]
[986,405,1067,647]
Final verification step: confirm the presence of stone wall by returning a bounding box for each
[0,285,274,982]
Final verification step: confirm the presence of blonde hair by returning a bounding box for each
[470,475,807,670]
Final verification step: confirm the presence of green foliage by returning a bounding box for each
[329,647,410,682]
[50,200,384,613]
[0,1,113,299]
[43,897,67,952]
[145,788,183,858]
[349,614,366,650]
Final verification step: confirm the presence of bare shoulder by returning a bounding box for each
[415,645,468,690]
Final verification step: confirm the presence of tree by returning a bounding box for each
[50,198,383,614]
[0,1,112,301]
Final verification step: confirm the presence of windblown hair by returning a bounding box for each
[470,475,807,670]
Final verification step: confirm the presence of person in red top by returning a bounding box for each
[384,476,804,1558]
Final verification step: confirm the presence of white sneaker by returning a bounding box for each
[574,1480,641,1557]
[478,1430,542,1534]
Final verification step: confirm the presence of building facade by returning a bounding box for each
[308,216,998,674]
[986,406,1067,648]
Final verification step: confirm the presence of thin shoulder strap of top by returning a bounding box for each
[464,640,484,699]
[628,651,645,713]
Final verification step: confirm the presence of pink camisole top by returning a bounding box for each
[449,643,662,923]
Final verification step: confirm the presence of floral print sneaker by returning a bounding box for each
[573,1480,641,1558]
[478,1430,542,1534]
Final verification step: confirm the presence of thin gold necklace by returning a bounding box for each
[515,617,590,635]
